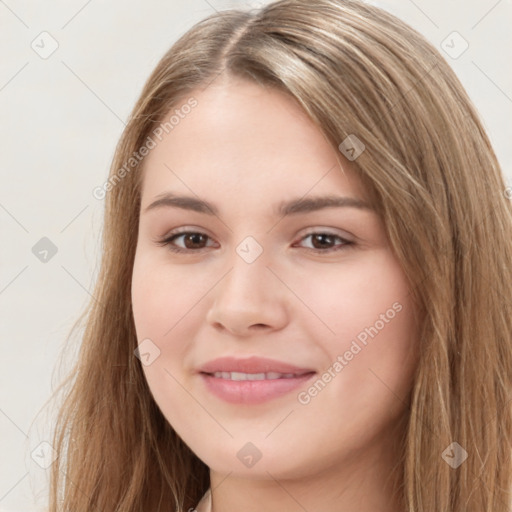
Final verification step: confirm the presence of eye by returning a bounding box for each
[154,229,354,254]
[155,230,216,253]
[295,231,353,253]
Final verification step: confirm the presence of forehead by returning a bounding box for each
[139,77,366,207]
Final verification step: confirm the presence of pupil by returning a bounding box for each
[313,234,333,248]
[186,233,205,248]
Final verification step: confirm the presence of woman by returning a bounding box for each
[47,0,512,510]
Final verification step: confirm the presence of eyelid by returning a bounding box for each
[298,226,354,242]
[156,225,354,241]
[152,227,218,250]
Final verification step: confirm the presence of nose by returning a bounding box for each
[205,252,289,337]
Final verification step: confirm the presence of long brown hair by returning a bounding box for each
[45,0,512,510]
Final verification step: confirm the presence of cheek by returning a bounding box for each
[288,256,418,460]
[291,249,415,337]
[293,250,418,395]
[131,253,202,341]
[131,256,204,424]
[131,253,216,390]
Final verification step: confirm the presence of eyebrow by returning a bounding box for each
[143,192,374,217]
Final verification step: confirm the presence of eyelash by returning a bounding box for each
[154,229,354,254]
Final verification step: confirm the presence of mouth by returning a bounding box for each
[202,370,314,380]
[198,355,315,375]
[199,370,317,405]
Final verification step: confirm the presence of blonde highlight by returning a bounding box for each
[45,1,512,510]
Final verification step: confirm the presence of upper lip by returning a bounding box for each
[199,356,315,375]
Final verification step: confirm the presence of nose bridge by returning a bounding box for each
[206,235,288,332]
[222,236,272,300]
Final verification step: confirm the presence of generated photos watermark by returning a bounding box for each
[297,301,403,405]
[92,97,198,200]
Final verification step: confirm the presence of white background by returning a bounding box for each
[1,0,511,510]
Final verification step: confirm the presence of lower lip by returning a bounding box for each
[199,372,316,405]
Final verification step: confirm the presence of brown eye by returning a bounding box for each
[310,233,337,249]
[297,232,353,253]
[155,230,353,255]
[156,231,215,253]
[178,233,209,249]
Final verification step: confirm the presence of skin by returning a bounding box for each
[131,75,420,512]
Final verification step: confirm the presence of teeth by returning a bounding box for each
[212,371,298,380]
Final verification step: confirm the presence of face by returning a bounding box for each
[131,76,420,480]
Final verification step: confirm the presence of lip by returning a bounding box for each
[198,356,315,375]
[198,356,316,405]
